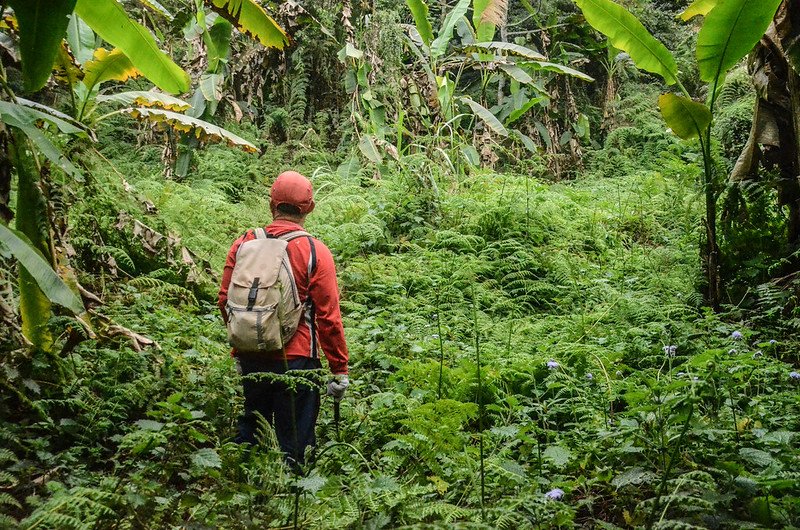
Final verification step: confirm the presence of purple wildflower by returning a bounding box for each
[769,339,777,345]
[790,371,800,380]
[586,372,594,380]
[545,488,565,500]
[546,360,559,370]
[731,331,743,340]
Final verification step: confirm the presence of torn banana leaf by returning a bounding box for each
[125,107,259,153]
[97,90,191,112]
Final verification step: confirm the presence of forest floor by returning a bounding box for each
[3,102,800,528]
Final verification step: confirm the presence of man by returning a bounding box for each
[218,171,349,463]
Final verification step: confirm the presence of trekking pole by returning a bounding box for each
[333,397,341,441]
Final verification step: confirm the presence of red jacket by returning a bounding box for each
[218,220,349,375]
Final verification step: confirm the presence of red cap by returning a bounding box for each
[270,171,315,214]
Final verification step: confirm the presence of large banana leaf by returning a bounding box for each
[0,224,84,316]
[461,97,508,137]
[574,0,678,85]
[97,91,191,112]
[519,60,595,81]
[679,0,718,21]
[11,99,89,136]
[205,0,289,49]
[468,42,545,60]
[0,102,83,179]
[696,0,782,88]
[82,48,140,93]
[8,0,77,92]
[473,0,495,42]
[658,93,711,140]
[66,14,96,64]
[430,0,471,59]
[74,0,190,94]
[406,0,434,46]
[206,17,233,72]
[8,131,53,351]
[125,107,259,153]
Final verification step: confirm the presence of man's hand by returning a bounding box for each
[327,374,349,401]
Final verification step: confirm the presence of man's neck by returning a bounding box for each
[272,215,305,227]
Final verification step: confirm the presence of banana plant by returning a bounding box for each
[404,0,593,157]
[573,0,782,302]
[0,0,284,353]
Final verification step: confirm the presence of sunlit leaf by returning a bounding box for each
[205,0,289,49]
[574,0,678,85]
[82,48,140,93]
[679,0,718,21]
[658,93,711,140]
[74,0,190,94]
[406,0,434,46]
[696,0,782,89]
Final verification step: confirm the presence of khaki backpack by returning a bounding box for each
[225,228,314,353]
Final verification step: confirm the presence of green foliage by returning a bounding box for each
[74,0,191,94]
[1,1,799,529]
[7,0,77,92]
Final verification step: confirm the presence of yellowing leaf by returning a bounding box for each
[679,0,718,21]
[125,107,259,153]
[658,93,711,140]
[97,90,191,112]
[82,48,140,93]
[75,0,190,94]
[206,0,289,49]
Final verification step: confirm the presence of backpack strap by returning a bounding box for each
[254,227,269,239]
[305,235,318,358]
[277,230,311,242]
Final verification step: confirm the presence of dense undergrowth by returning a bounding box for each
[2,94,800,529]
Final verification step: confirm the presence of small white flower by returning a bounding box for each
[546,360,559,369]
[663,345,677,357]
[789,371,800,380]
[545,488,564,500]
[769,339,777,345]
[586,372,594,380]
[752,351,763,359]
[728,348,737,355]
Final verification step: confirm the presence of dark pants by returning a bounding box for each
[235,356,321,464]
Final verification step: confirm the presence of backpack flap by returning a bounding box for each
[226,237,304,352]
